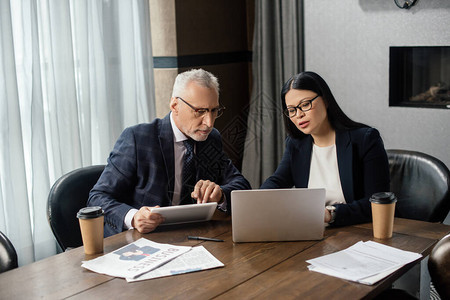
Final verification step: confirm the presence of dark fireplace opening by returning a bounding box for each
[389,46,450,109]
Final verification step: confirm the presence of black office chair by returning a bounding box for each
[387,149,450,223]
[428,234,450,300]
[47,165,105,251]
[0,231,18,273]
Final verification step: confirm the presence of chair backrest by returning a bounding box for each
[387,149,450,223]
[47,165,105,251]
[428,234,450,299]
[0,231,18,273]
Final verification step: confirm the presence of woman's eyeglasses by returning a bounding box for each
[283,95,319,118]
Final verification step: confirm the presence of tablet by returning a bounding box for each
[151,202,217,226]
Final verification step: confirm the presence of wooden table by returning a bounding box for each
[1,215,448,300]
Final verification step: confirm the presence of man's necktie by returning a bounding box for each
[180,139,196,204]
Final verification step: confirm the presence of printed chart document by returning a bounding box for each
[82,238,191,279]
[306,241,422,285]
[127,245,224,282]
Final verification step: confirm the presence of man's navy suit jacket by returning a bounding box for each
[88,114,251,237]
[260,127,390,226]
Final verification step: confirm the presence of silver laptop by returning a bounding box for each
[231,188,326,242]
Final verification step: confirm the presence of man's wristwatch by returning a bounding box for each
[326,205,336,224]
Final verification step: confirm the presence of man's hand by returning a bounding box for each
[192,180,223,204]
[131,206,164,233]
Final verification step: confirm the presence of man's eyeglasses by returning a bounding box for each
[283,95,319,118]
[176,97,225,119]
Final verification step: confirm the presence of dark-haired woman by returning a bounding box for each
[260,71,390,226]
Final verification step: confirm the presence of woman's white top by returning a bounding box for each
[307,143,346,206]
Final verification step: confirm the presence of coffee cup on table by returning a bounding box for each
[369,192,397,239]
[77,206,104,254]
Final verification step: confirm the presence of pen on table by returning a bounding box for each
[188,236,224,242]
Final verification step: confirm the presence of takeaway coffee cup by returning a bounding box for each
[77,206,104,254]
[369,192,397,239]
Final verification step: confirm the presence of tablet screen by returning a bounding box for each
[151,202,217,225]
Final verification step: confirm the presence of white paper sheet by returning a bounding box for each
[306,241,422,285]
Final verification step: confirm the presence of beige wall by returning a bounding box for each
[149,0,254,169]
[149,0,177,117]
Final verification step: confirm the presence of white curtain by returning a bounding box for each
[0,0,155,266]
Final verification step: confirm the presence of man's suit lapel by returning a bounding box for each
[336,130,354,203]
[158,114,175,203]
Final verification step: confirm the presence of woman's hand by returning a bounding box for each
[324,208,332,223]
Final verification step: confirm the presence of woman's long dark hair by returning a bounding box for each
[281,71,367,138]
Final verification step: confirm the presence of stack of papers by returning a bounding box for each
[306,241,422,285]
[82,238,224,281]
